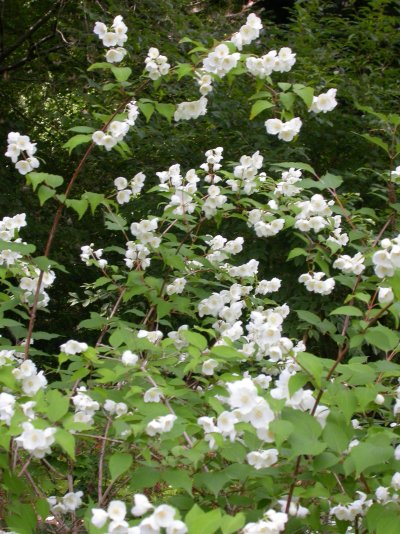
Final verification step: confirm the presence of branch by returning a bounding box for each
[0,0,63,62]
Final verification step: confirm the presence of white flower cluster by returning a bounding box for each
[0,392,15,425]
[114,173,146,205]
[226,151,264,194]
[80,243,107,269]
[298,272,335,296]
[92,100,138,150]
[144,47,170,80]
[48,491,83,514]
[247,47,296,78]
[0,213,27,266]
[274,168,303,197]
[15,422,56,458]
[199,376,275,448]
[309,89,337,113]
[393,384,400,416]
[5,132,39,175]
[330,491,372,522]
[243,509,288,534]
[195,70,213,95]
[374,481,399,505]
[124,242,151,270]
[245,306,292,362]
[93,15,128,64]
[270,366,329,427]
[265,117,302,142]
[255,278,281,295]
[231,13,263,51]
[60,339,88,355]
[227,259,259,278]
[130,218,161,249]
[248,209,285,238]
[91,497,187,534]
[247,448,279,470]
[19,266,55,309]
[138,329,164,344]
[202,44,240,78]
[72,386,100,424]
[174,97,207,122]
[104,399,128,418]
[200,147,224,183]
[159,164,200,215]
[202,185,227,218]
[372,235,400,278]
[145,414,177,436]
[327,226,349,247]
[333,252,365,275]
[278,498,309,518]
[294,194,335,233]
[166,277,187,295]
[205,235,244,264]
[13,359,47,396]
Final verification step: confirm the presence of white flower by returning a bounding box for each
[91,508,109,528]
[131,494,153,516]
[391,472,400,490]
[107,500,126,521]
[309,89,337,113]
[378,287,394,304]
[60,340,88,355]
[15,422,56,458]
[202,358,218,376]
[144,387,162,403]
[62,491,83,511]
[152,504,176,528]
[121,350,139,366]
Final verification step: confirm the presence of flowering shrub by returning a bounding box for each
[1,11,400,534]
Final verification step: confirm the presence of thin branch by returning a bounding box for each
[0,0,63,62]
[97,418,111,504]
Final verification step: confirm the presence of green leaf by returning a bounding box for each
[176,63,193,80]
[163,469,193,495]
[277,82,292,92]
[330,306,363,317]
[366,503,400,534]
[138,101,155,122]
[360,133,389,154]
[185,505,221,534]
[46,390,69,422]
[349,440,393,475]
[287,247,308,260]
[65,198,89,219]
[87,62,112,71]
[295,310,321,326]
[293,85,314,107]
[37,185,56,206]
[55,429,75,459]
[365,325,399,352]
[279,91,296,111]
[62,134,92,154]
[250,100,274,119]
[111,66,132,82]
[68,126,95,133]
[28,172,63,191]
[296,352,324,387]
[319,173,343,189]
[109,452,133,481]
[0,240,35,255]
[221,513,245,534]
[181,330,207,351]
[155,102,176,123]
[83,192,107,214]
